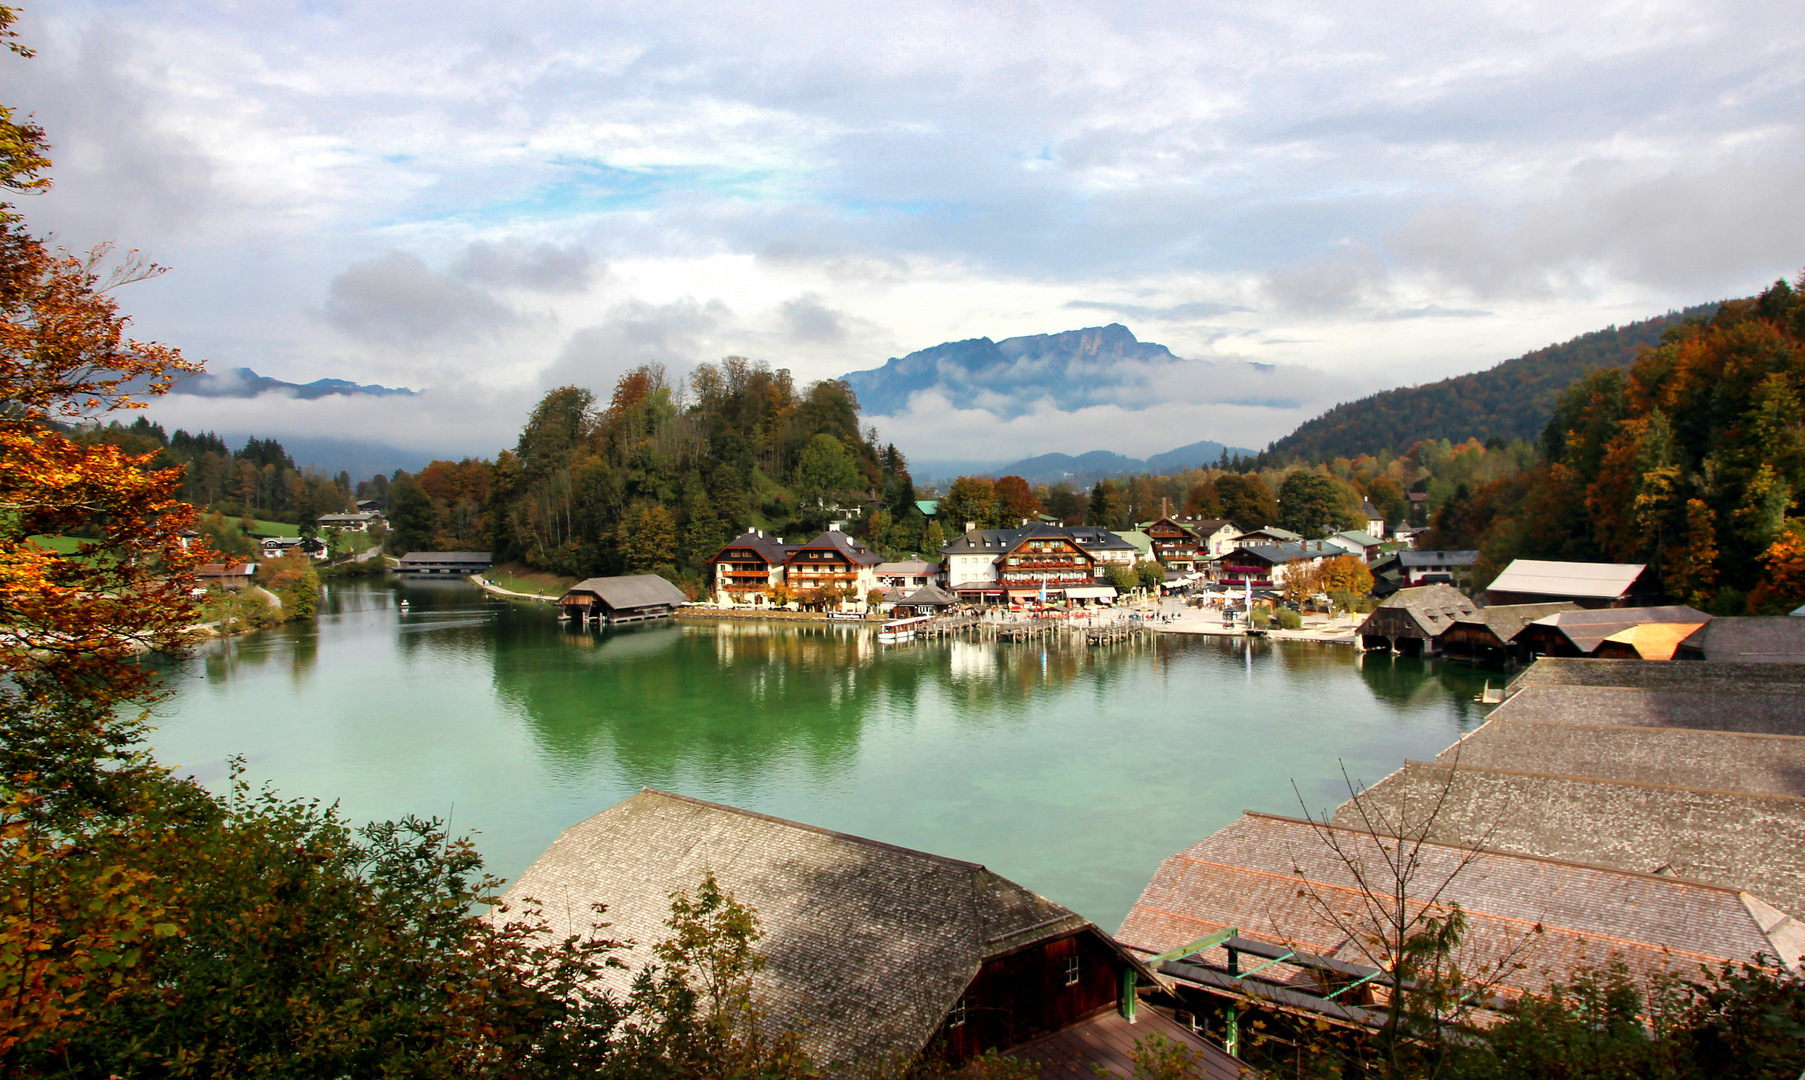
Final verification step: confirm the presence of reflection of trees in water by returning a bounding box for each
[1353,650,1499,726]
[492,621,934,789]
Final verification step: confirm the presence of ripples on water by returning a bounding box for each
[150,580,1500,929]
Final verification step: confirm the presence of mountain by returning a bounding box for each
[1265,302,1722,463]
[171,367,417,399]
[914,439,1256,489]
[842,323,1309,416]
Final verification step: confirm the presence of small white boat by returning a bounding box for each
[878,614,932,644]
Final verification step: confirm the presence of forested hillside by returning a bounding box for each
[1425,278,1805,614]
[447,359,920,589]
[1267,302,1722,463]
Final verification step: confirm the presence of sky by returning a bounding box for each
[7,0,1804,470]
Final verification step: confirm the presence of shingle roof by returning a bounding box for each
[1449,602,1581,644]
[1437,719,1805,800]
[1238,526,1302,542]
[714,531,794,564]
[397,550,493,564]
[940,526,1029,555]
[1596,621,1709,660]
[1355,583,1478,639]
[1334,760,1805,921]
[793,529,883,566]
[563,574,690,611]
[1397,549,1478,568]
[1675,617,1805,663]
[1118,812,1794,1000]
[1486,559,1648,599]
[1520,605,1710,654]
[1225,542,1339,565]
[1330,530,1384,547]
[494,789,1097,1073]
[875,559,938,576]
[896,584,958,606]
[1064,525,1135,551]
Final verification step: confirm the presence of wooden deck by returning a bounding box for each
[1004,1006,1243,1079]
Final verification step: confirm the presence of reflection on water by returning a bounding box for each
[147,582,1502,929]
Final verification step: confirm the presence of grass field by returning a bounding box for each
[27,535,84,554]
[484,561,579,596]
[247,519,299,537]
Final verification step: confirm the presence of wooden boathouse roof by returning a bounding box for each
[560,574,689,612]
[1676,616,1805,663]
[1119,813,1800,1002]
[1355,583,1477,641]
[494,789,1144,1073]
[1120,657,1805,1031]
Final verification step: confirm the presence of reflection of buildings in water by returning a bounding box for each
[948,640,997,679]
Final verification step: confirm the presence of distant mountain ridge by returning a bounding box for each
[842,323,1305,416]
[172,367,417,399]
[1265,302,1722,463]
[914,438,1255,489]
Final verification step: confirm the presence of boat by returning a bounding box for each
[398,599,410,610]
[878,614,932,644]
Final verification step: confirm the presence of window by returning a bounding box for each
[948,996,968,1028]
[1064,955,1081,986]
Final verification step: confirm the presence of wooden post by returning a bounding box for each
[1225,944,1240,1058]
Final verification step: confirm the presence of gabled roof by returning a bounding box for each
[1119,811,1797,1002]
[1238,526,1302,542]
[791,529,882,566]
[1398,549,1478,568]
[1330,530,1385,547]
[940,526,1029,555]
[1521,605,1710,655]
[1358,583,1479,637]
[712,531,794,564]
[1112,530,1153,556]
[875,559,938,576]
[495,789,1110,1073]
[896,584,958,606]
[564,574,689,611]
[196,562,256,576]
[1487,559,1648,600]
[1676,617,1805,663]
[1224,541,1338,566]
[397,550,492,564]
[1064,525,1135,552]
[1596,621,1710,661]
[915,499,940,517]
[1450,602,1581,643]
[1186,519,1240,534]
[1360,498,1383,519]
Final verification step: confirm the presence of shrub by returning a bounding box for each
[1275,608,1303,630]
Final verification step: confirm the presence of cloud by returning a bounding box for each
[1063,299,1250,321]
[542,298,732,389]
[777,293,849,344]
[321,252,520,345]
[452,239,598,293]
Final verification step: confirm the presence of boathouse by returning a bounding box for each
[1674,617,1805,663]
[1437,602,1580,662]
[557,574,689,625]
[1512,605,1709,658]
[395,550,494,574]
[1116,659,1805,1060]
[493,790,1227,1075]
[1484,558,1657,608]
[1355,583,1476,655]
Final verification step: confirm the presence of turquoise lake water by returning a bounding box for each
[148,579,1499,930]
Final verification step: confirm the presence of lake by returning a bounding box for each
[148,578,1499,930]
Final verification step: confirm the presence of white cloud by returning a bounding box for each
[5,0,1801,462]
